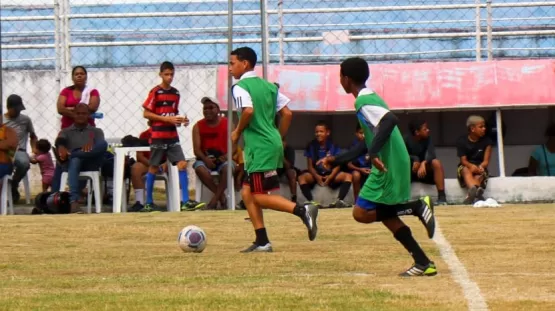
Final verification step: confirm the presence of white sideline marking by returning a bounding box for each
[433,219,489,311]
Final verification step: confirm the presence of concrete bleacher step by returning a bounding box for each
[198,177,555,207]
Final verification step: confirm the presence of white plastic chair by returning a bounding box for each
[22,175,31,204]
[59,171,102,214]
[123,172,173,212]
[1,175,14,215]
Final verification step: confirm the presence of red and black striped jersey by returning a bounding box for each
[142,85,180,144]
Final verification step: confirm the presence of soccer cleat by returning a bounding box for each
[140,203,163,213]
[181,200,206,211]
[476,187,485,201]
[240,243,273,253]
[399,261,437,277]
[437,196,448,206]
[302,203,319,241]
[129,202,144,212]
[417,196,435,239]
[334,199,351,208]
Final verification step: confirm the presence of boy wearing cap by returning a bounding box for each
[404,119,447,205]
[3,94,38,203]
[192,96,235,210]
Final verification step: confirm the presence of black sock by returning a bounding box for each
[375,200,421,221]
[255,228,270,246]
[337,182,351,200]
[438,190,446,198]
[394,226,430,266]
[300,184,313,201]
[293,204,306,218]
[291,194,297,202]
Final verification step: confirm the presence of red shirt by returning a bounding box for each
[142,85,180,145]
[197,117,228,155]
[139,128,153,159]
[59,86,99,129]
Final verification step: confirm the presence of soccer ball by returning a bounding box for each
[178,225,207,253]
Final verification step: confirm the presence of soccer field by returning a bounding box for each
[1,205,554,311]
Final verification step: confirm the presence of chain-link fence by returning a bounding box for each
[265,0,554,64]
[1,0,554,194]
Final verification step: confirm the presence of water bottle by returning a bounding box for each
[91,112,104,119]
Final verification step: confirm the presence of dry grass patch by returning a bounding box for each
[437,204,555,311]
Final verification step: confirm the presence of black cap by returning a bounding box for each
[6,94,25,111]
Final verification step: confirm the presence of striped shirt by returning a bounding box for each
[142,85,180,145]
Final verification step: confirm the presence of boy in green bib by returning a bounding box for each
[229,47,319,253]
[318,57,438,277]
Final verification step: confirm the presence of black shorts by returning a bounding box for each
[149,143,185,166]
[298,169,342,190]
[411,163,436,185]
[243,170,281,194]
[456,164,489,189]
[277,166,299,178]
[356,172,369,186]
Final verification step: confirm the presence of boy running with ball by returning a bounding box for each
[229,47,318,253]
[318,57,437,276]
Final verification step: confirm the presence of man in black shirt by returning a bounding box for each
[456,115,493,204]
[404,120,447,205]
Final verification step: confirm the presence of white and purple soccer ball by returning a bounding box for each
[178,225,207,253]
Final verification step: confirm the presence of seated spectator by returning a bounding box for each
[456,115,492,204]
[347,123,371,202]
[528,123,555,176]
[405,119,447,205]
[129,122,167,212]
[30,139,55,192]
[0,120,18,185]
[54,104,107,213]
[192,97,234,210]
[297,120,352,208]
[3,94,37,203]
[277,142,298,203]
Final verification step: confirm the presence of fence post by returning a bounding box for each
[487,0,493,61]
[62,0,71,86]
[278,0,285,65]
[227,0,236,210]
[487,0,506,177]
[475,0,482,61]
[260,0,270,79]
[54,0,62,92]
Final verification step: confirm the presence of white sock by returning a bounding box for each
[135,189,145,204]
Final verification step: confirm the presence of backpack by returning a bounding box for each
[32,191,71,214]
